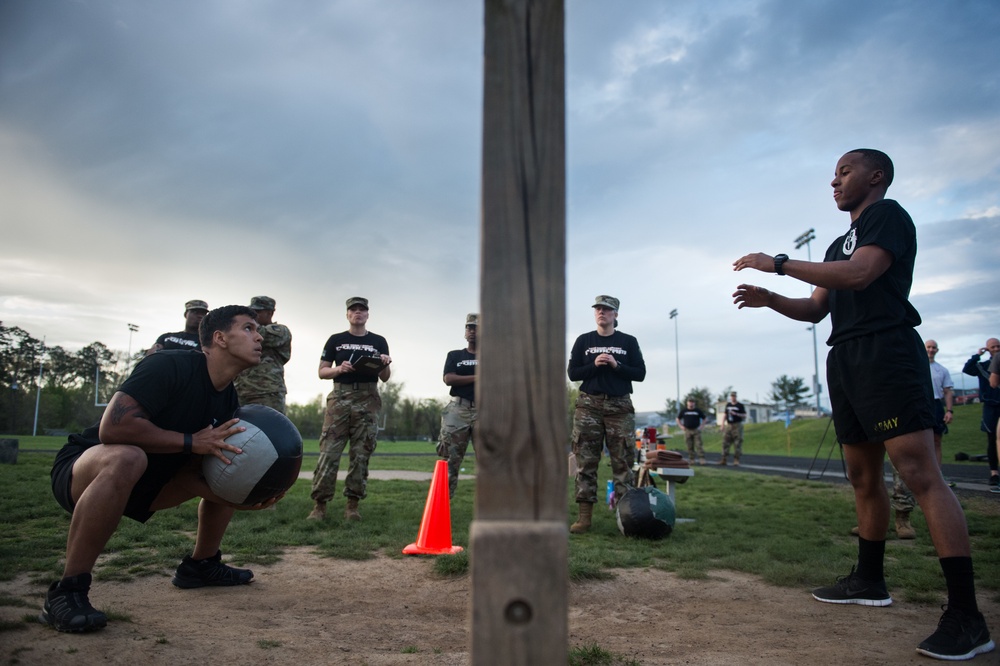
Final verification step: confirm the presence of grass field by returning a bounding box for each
[2,402,1000,610]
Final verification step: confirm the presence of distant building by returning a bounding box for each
[712,402,775,426]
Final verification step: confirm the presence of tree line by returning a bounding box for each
[2,322,815,439]
[0,323,451,440]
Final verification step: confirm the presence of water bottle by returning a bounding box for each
[606,480,615,510]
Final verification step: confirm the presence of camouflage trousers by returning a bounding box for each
[311,384,382,503]
[682,429,705,459]
[722,422,744,460]
[890,462,916,513]
[239,392,286,414]
[437,399,477,498]
[571,392,635,504]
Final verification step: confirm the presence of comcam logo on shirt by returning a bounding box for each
[584,346,627,357]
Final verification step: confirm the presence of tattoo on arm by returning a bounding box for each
[108,394,148,425]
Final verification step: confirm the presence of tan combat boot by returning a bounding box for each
[345,497,362,522]
[895,510,916,539]
[307,501,326,521]
[570,502,593,534]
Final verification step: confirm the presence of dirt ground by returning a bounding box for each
[3,548,997,665]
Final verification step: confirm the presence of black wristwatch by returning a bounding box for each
[773,253,789,276]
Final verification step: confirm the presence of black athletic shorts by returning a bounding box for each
[931,399,949,435]
[50,436,186,524]
[826,326,935,445]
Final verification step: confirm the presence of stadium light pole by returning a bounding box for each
[127,323,139,373]
[670,309,679,410]
[794,228,821,413]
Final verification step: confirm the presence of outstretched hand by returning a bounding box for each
[732,284,772,310]
[732,252,774,273]
[192,418,245,464]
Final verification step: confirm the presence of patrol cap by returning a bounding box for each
[592,295,620,310]
[249,296,276,311]
[185,299,209,312]
[346,296,369,310]
[466,313,479,326]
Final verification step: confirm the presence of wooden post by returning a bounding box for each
[472,1,567,664]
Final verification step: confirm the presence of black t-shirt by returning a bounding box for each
[321,331,390,384]
[824,199,921,346]
[154,330,202,352]
[724,401,747,424]
[443,348,477,401]
[677,408,706,430]
[567,330,646,397]
[66,350,239,521]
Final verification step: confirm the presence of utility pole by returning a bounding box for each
[127,323,139,373]
[794,228,821,413]
[670,309,680,410]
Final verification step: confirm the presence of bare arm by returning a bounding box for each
[733,284,831,324]
[444,373,475,387]
[733,244,894,292]
[98,391,245,462]
[319,358,358,380]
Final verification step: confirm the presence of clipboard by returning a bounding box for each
[351,355,385,373]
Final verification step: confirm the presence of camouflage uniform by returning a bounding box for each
[311,383,382,502]
[890,463,916,513]
[235,321,292,413]
[438,398,476,497]
[571,392,636,503]
[721,422,744,461]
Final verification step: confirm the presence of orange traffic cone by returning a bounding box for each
[403,459,463,555]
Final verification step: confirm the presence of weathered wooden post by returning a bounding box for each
[472,0,567,663]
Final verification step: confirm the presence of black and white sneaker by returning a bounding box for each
[39,573,108,632]
[917,605,995,661]
[171,550,254,589]
[812,567,892,607]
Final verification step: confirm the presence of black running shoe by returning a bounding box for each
[39,573,108,633]
[171,550,254,589]
[917,605,995,661]
[811,567,892,607]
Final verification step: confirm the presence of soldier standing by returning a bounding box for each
[308,297,391,522]
[721,391,747,465]
[676,398,707,465]
[234,296,292,413]
[567,295,646,534]
[438,313,478,498]
[145,299,208,355]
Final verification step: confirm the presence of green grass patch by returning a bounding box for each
[569,643,641,666]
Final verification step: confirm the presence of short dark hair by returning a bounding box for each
[848,148,894,187]
[200,305,257,347]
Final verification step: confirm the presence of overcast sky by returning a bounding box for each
[2,0,998,415]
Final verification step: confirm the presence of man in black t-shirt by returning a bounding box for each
[721,391,747,465]
[145,299,209,355]
[733,149,992,660]
[567,295,646,534]
[676,398,707,465]
[438,313,478,498]
[42,305,274,634]
[308,297,392,522]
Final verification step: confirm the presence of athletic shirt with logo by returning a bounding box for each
[321,330,390,384]
[154,330,201,352]
[443,348,477,401]
[567,330,646,397]
[823,199,921,346]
